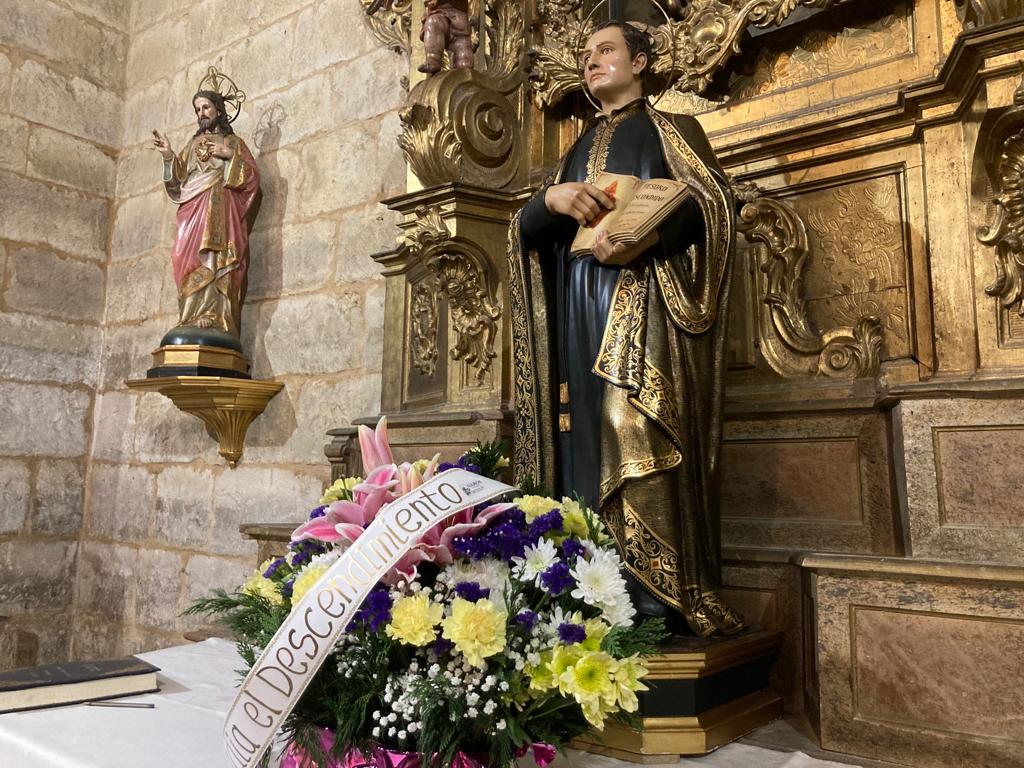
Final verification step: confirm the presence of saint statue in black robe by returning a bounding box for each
[509,93,745,637]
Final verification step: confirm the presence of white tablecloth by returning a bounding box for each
[0,639,856,768]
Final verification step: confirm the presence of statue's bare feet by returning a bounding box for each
[194,317,215,328]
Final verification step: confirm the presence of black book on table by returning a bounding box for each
[0,657,160,713]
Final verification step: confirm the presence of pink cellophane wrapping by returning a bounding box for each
[280,728,490,768]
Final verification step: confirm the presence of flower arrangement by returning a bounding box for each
[190,419,666,768]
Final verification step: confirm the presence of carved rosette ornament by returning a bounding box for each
[978,73,1024,318]
[529,0,852,109]
[398,0,526,189]
[737,192,883,379]
[405,206,503,382]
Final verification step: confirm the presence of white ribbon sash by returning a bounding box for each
[223,469,517,768]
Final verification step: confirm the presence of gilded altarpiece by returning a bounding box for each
[310,1,1024,765]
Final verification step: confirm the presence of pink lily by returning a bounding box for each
[291,472,399,543]
[359,417,394,474]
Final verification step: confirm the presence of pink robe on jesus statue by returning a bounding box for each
[163,132,261,337]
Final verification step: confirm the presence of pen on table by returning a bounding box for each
[85,701,155,709]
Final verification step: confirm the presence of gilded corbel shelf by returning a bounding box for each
[126,376,283,468]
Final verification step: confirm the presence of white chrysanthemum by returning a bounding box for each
[540,605,582,640]
[511,537,558,585]
[570,549,635,627]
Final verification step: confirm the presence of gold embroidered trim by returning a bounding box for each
[648,109,733,335]
[559,382,569,404]
[585,100,644,183]
[558,413,571,432]
[508,211,541,483]
[592,267,684,450]
[599,450,681,503]
[603,496,686,611]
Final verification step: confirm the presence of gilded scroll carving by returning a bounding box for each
[737,193,883,378]
[411,278,441,376]
[529,0,851,108]
[398,0,525,188]
[362,0,414,53]
[404,206,503,381]
[977,74,1024,319]
[731,5,912,100]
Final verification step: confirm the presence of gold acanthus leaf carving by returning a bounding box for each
[398,102,462,186]
[737,193,883,379]
[361,0,414,53]
[483,0,526,82]
[427,251,502,382]
[978,73,1024,317]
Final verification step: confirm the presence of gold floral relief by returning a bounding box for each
[788,174,911,360]
[730,4,914,100]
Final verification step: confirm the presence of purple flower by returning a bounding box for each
[438,461,458,472]
[281,578,295,599]
[514,610,539,631]
[433,637,455,656]
[500,507,527,530]
[527,509,563,541]
[561,538,585,562]
[456,455,481,474]
[348,587,393,632]
[262,557,287,579]
[454,582,490,602]
[309,505,328,519]
[557,622,587,645]
[540,561,573,595]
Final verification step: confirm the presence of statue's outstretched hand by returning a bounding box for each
[593,229,658,266]
[544,182,614,226]
[151,130,174,161]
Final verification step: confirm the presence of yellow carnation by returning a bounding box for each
[291,563,329,604]
[320,476,363,504]
[243,573,284,606]
[386,593,443,646]
[441,597,507,667]
[513,495,562,523]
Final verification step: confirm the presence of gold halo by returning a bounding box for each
[195,66,247,124]
[573,0,677,112]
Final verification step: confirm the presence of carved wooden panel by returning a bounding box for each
[404,269,448,407]
[730,4,915,101]
[782,172,912,362]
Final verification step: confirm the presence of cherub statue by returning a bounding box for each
[418,0,474,74]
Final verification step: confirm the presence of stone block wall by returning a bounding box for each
[0,0,407,666]
[73,0,408,659]
[0,0,127,668]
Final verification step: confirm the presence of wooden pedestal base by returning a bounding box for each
[573,630,783,763]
